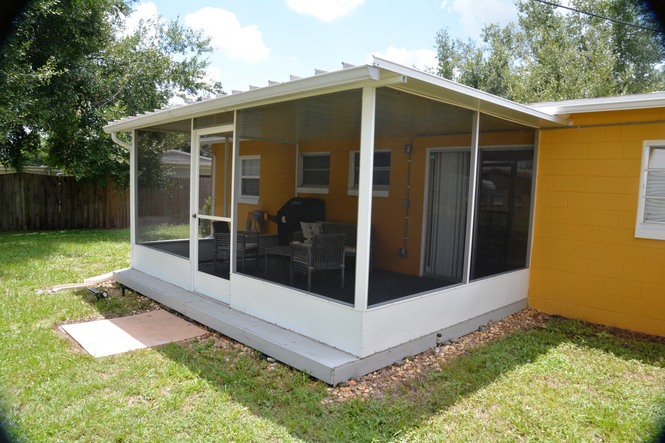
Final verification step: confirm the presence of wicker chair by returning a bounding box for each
[289,234,346,292]
[245,210,266,234]
[213,231,259,271]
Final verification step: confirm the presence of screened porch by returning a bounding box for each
[132,85,537,308]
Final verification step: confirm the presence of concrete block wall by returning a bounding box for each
[530,108,665,337]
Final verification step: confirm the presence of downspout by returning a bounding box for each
[109,130,135,261]
[111,132,132,150]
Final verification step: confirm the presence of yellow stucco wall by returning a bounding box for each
[212,140,295,234]
[210,128,535,277]
[294,137,430,274]
[530,107,665,337]
[211,135,462,275]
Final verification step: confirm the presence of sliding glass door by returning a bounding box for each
[423,149,470,283]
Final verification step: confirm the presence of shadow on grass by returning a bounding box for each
[157,316,665,442]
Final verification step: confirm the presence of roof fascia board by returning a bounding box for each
[104,65,390,134]
[372,57,568,127]
[530,93,665,115]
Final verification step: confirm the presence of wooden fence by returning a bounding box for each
[1,174,213,232]
[0,173,130,231]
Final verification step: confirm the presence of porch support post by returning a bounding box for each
[230,111,240,274]
[526,129,540,267]
[223,137,230,217]
[129,130,136,265]
[189,119,199,291]
[354,86,376,311]
[462,110,480,283]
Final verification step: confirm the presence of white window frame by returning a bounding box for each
[347,149,391,197]
[239,155,260,205]
[297,152,330,194]
[635,141,665,240]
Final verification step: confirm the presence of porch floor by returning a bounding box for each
[199,257,451,306]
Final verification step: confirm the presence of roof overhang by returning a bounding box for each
[371,58,568,129]
[530,92,665,116]
[103,57,568,135]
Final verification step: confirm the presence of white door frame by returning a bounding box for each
[191,124,234,302]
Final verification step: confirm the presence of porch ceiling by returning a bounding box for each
[237,87,506,143]
[134,87,541,145]
[237,89,363,143]
[140,86,536,144]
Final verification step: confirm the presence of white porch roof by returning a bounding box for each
[103,57,568,134]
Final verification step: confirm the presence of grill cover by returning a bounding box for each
[275,198,325,244]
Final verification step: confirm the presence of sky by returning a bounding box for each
[124,0,523,94]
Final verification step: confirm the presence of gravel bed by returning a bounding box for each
[323,308,552,403]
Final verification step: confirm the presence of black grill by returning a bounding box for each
[274,198,325,245]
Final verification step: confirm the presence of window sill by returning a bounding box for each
[635,223,665,240]
[347,188,390,198]
[297,187,329,195]
[238,196,259,205]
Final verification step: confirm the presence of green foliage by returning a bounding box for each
[135,129,187,191]
[435,0,665,102]
[0,0,221,185]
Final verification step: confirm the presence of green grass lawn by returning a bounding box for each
[1,229,664,442]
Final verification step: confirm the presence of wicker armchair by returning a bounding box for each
[213,231,259,272]
[289,234,346,292]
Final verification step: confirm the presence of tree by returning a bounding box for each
[0,0,221,185]
[434,0,665,103]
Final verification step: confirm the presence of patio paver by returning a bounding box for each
[61,309,207,357]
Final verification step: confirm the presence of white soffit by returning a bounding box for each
[530,92,665,116]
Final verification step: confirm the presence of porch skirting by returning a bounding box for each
[113,267,526,385]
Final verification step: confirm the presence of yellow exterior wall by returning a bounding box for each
[296,134,478,275]
[296,139,358,223]
[212,140,296,234]
[530,107,665,337]
[209,128,534,277]
[296,138,423,274]
[210,136,436,275]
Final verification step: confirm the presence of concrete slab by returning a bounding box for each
[62,309,207,357]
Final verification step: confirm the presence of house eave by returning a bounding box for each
[530,92,665,116]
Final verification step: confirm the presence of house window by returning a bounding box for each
[348,150,391,197]
[298,152,330,194]
[636,141,665,240]
[239,156,260,204]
